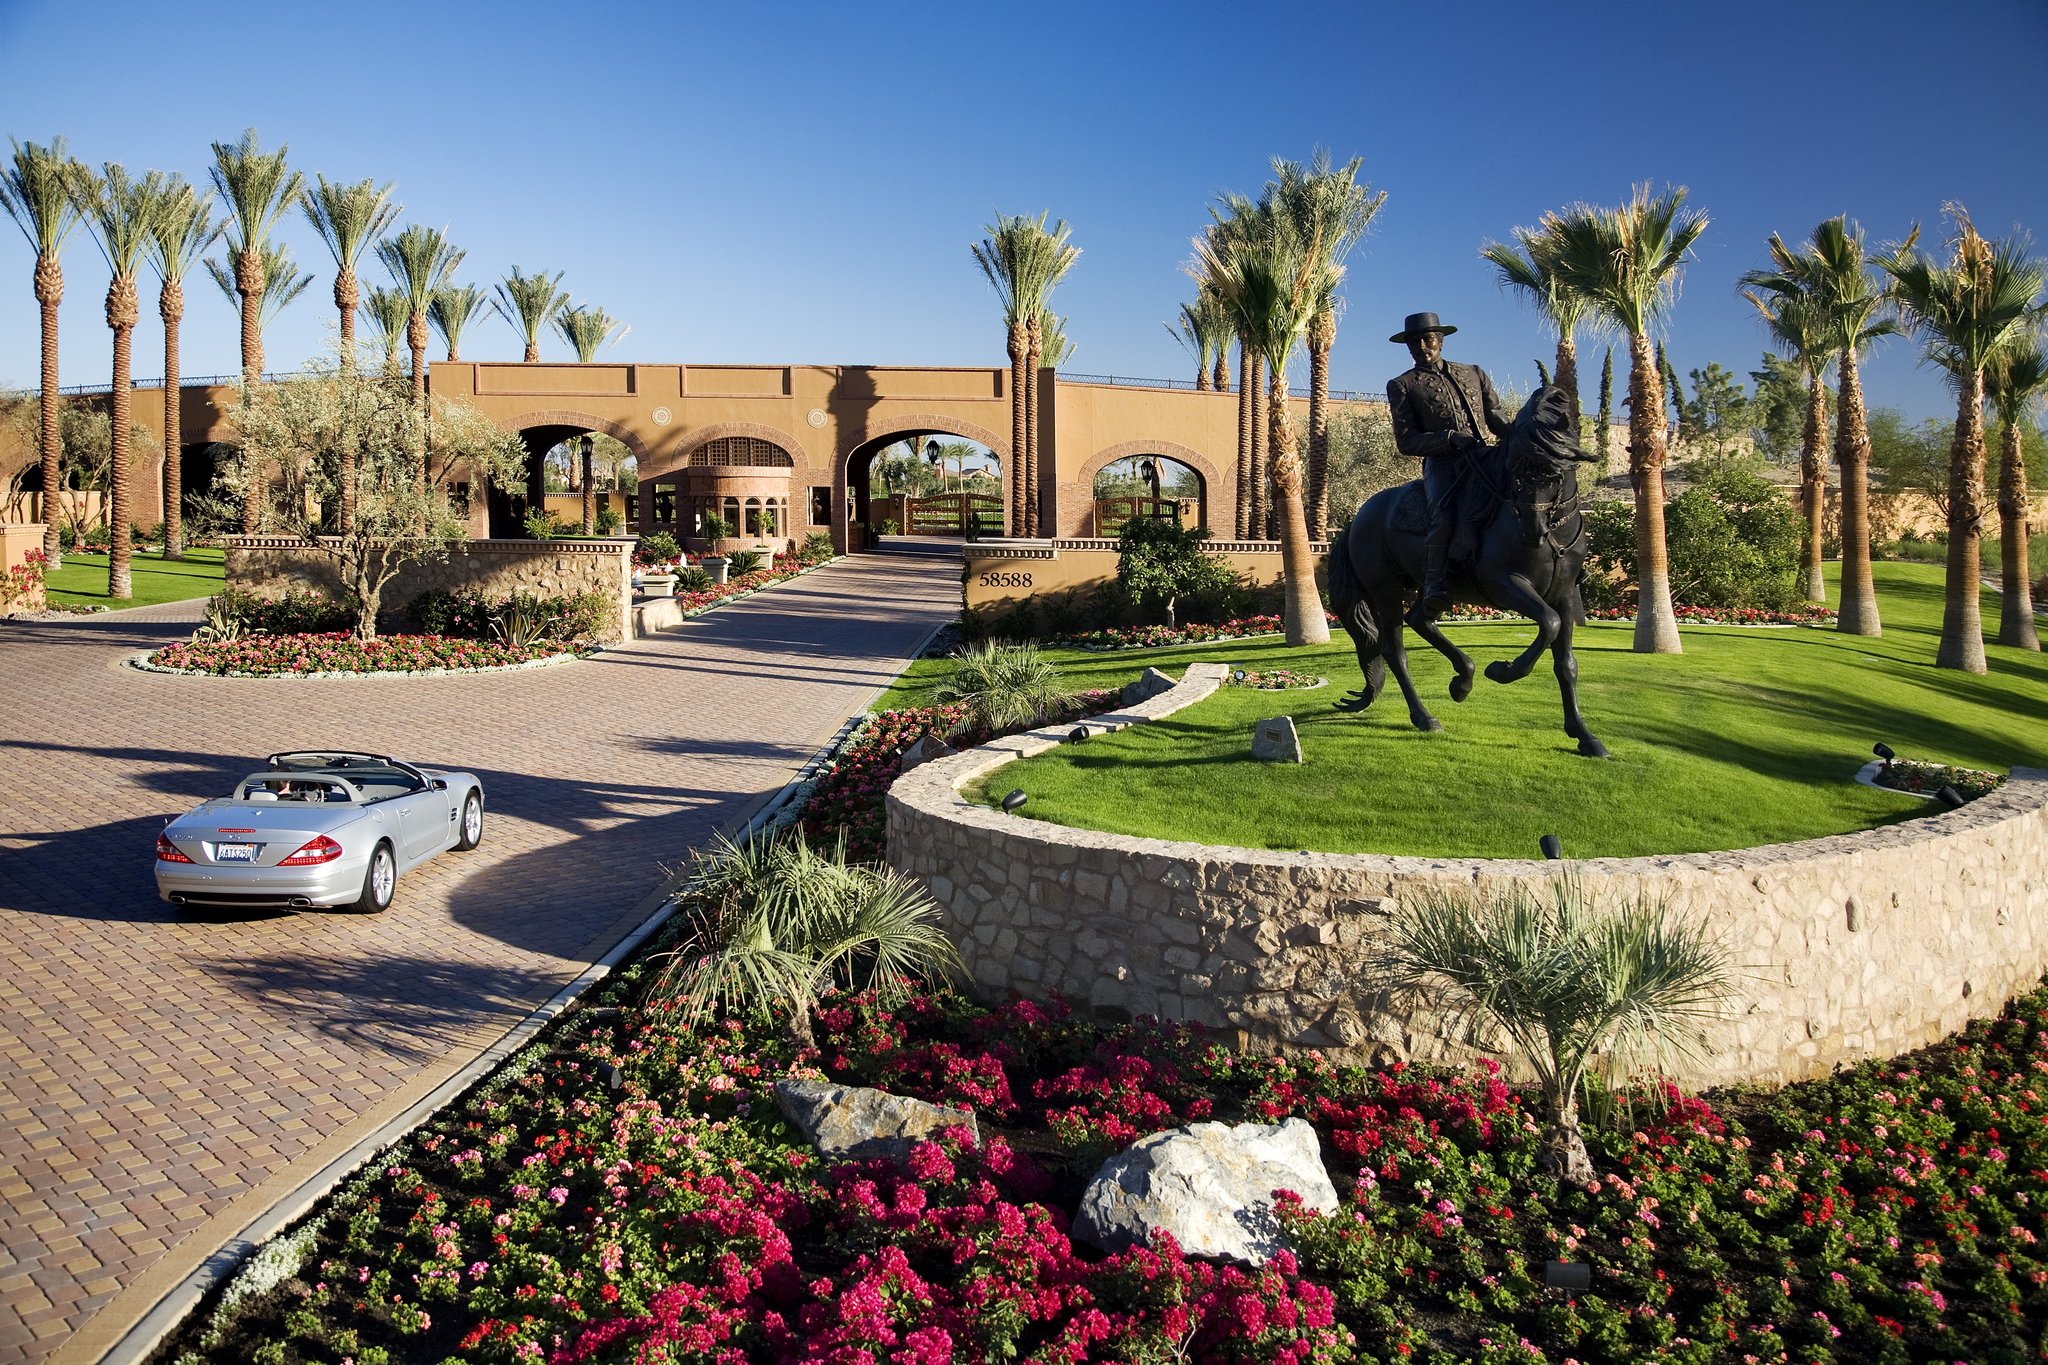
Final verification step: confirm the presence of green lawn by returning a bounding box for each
[916,560,2045,860]
[43,545,224,608]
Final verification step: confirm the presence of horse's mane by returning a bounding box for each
[1504,385,1586,480]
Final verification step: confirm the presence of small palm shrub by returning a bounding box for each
[674,566,713,593]
[932,640,1077,733]
[723,549,764,576]
[1379,874,1731,1185]
[799,531,835,564]
[649,831,959,1045]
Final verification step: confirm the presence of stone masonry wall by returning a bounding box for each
[888,664,2048,1089]
[223,536,634,643]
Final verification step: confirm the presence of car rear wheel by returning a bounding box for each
[353,841,396,913]
[454,792,483,851]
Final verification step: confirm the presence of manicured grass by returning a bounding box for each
[43,544,224,608]
[942,560,2045,859]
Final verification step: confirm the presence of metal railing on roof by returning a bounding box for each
[1059,370,1385,403]
[0,372,294,398]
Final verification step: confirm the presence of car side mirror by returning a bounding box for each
[431,778,448,791]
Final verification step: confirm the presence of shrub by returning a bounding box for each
[404,589,494,638]
[932,639,1077,733]
[1663,459,1802,610]
[723,548,763,576]
[634,531,681,567]
[405,588,608,643]
[196,588,353,640]
[799,531,835,564]
[1115,514,1236,629]
[1578,497,1636,611]
[702,513,733,541]
[672,566,712,593]
[1,548,48,613]
[521,507,578,540]
[593,506,622,535]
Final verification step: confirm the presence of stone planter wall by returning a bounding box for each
[887,664,2048,1089]
[223,536,634,643]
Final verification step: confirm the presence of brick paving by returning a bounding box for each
[0,552,960,1363]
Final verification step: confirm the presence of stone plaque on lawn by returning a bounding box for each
[1251,715,1302,763]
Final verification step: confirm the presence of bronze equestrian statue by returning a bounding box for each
[1327,365,1609,758]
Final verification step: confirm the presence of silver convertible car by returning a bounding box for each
[155,752,485,913]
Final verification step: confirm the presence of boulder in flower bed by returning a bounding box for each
[1073,1116,1338,1265]
[772,1077,978,1162]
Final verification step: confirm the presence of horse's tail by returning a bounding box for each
[1325,515,1378,655]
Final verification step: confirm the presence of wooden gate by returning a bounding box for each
[908,492,1004,536]
[1091,496,1188,536]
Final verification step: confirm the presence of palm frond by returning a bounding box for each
[146,177,222,282]
[428,282,490,358]
[972,211,1081,329]
[209,241,311,325]
[492,266,569,351]
[1884,205,2047,375]
[360,285,412,368]
[208,128,305,258]
[553,304,628,362]
[0,136,84,255]
[302,175,400,272]
[375,222,465,319]
[67,162,167,277]
[1536,184,1708,338]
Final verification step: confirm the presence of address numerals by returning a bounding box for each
[977,571,1034,589]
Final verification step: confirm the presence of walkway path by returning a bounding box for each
[0,553,960,1362]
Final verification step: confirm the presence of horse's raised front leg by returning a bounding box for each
[1551,606,1607,757]
[1479,572,1560,685]
[1405,612,1478,702]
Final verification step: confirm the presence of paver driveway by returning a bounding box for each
[0,552,960,1363]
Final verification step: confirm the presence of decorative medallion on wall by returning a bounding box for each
[651,407,673,426]
[807,408,827,428]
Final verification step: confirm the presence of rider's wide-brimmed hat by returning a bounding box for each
[1389,311,1457,344]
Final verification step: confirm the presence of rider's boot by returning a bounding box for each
[1415,523,1453,618]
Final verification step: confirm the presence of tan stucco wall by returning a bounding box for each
[888,665,2048,1090]
[962,539,1328,611]
[223,536,634,643]
[1,523,46,614]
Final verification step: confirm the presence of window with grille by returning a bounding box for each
[689,437,794,468]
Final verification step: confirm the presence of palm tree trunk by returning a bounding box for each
[1799,367,1828,604]
[107,276,138,600]
[161,278,184,560]
[1835,349,1881,636]
[409,311,430,497]
[1554,333,1581,431]
[236,245,265,533]
[1213,350,1229,394]
[1233,339,1251,539]
[334,269,359,530]
[1937,369,1989,673]
[582,445,596,534]
[1025,317,1043,537]
[1306,309,1334,542]
[1543,1088,1597,1186]
[1997,418,2038,649]
[524,336,540,363]
[1248,351,1268,540]
[1195,355,1211,392]
[1268,366,1329,646]
[1006,322,1027,534]
[35,253,63,563]
[1627,333,1682,653]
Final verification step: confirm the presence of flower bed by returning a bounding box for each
[1061,613,1339,651]
[1876,757,2008,802]
[1226,667,1324,690]
[170,972,2048,1364]
[144,632,580,677]
[672,554,820,617]
[1579,602,1837,627]
[794,692,1119,863]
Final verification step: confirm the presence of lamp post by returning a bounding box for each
[926,437,945,493]
[580,435,595,534]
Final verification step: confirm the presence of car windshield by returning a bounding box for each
[267,755,424,800]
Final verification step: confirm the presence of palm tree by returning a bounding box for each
[1538,186,1709,654]
[492,266,568,362]
[1381,875,1730,1185]
[1985,340,2046,650]
[1036,308,1073,371]
[1482,226,1592,432]
[205,240,312,329]
[1883,207,2047,673]
[1166,301,1217,390]
[361,285,410,376]
[208,129,303,384]
[69,164,167,599]
[1274,152,1385,540]
[301,175,399,373]
[1193,197,1329,646]
[1,137,84,562]
[1740,278,1836,603]
[553,304,627,362]
[146,177,219,561]
[1743,218,1901,634]
[375,223,464,416]
[1205,195,1265,539]
[429,282,489,361]
[972,213,1079,536]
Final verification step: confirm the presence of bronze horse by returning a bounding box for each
[1326,384,1609,757]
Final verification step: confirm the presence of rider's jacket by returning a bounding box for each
[1387,360,1515,462]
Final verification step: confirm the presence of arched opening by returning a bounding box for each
[646,434,796,552]
[844,431,1004,543]
[1090,452,1204,536]
[504,423,637,537]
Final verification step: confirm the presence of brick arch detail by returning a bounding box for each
[833,412,1011,469]
[499,410,655,465]
[664,420,813,479]
[1079,439,1221,496]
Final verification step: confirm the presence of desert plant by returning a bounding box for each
[1379,874,1731,1185]
[723,548,763,576]
[649,831,959,1046]
[673,566,712,593]
[799,531,835,563]
[932,639,1077,732]
[594,506,623,535]
[490,591,550,648]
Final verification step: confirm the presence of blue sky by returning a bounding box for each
[3,0,2045,425]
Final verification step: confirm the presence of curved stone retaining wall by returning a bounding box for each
[887,664,2048,1088]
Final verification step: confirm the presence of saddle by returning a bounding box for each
[1387,449,1513,547]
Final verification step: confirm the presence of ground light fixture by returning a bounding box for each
[1544,1260,1591,1292]
[1068,727,1088,744]
[1936,785,1966,810]
[1001,789,1027,812]
[1539,834,1563,860]
[1873,741,1895,774]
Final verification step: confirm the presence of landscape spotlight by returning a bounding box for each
[1539,834,1563,861]
[1936,785,1966,810]
[1001,789,1028,812]
[1068,726,1088,744]
[1873,741,1895,770]
[1543,1260,1591,1292]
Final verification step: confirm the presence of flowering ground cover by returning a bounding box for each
[671,554,823,617]
[1226,668,1324,690]
[145,633,578,676]
[1874,758,2009,802]
[163,969,2048,1365]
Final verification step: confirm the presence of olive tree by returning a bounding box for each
[226,344,527,637]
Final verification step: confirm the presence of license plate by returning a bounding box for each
[215,843,259,862]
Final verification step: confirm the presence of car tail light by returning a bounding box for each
[156,834,194,863]
[280,835,344,866]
